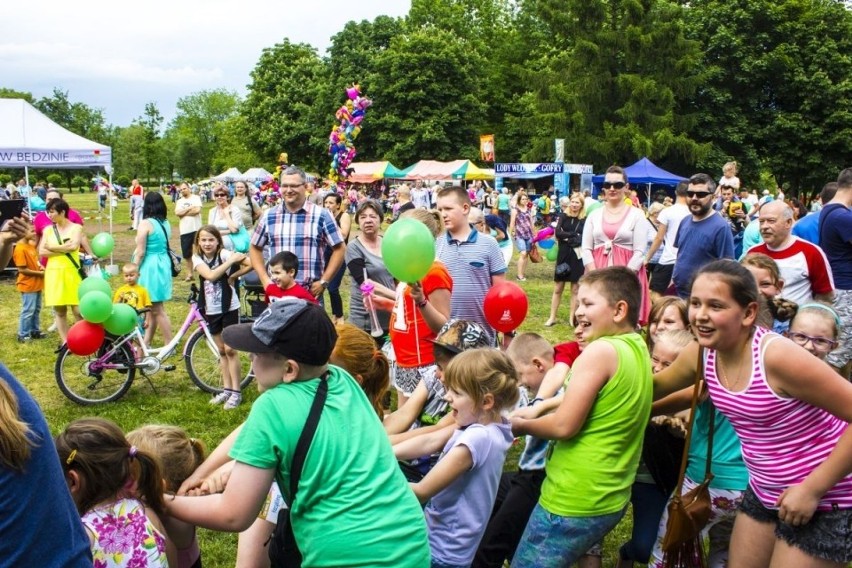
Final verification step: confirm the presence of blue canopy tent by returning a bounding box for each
[592,157,686,203]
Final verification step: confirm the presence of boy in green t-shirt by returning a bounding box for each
[167,299,430,567]
[510,266,653,568]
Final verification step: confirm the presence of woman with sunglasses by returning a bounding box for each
[581,166,651,325]
[208,185,245,251]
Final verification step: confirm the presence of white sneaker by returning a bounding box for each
[224,393,242,410]
[209,391,230,405]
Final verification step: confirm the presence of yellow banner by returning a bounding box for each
[480,134,495,162]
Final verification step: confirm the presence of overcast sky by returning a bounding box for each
[2,0,410,127]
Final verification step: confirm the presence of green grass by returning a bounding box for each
[1,191,632,567]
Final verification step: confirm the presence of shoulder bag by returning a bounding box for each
[155,220,182,277]
[661,346,715,568]
[528,242,542,263]
[52,224,87,280]
[268,373,329,568]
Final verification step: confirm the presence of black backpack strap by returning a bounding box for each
[279,371,329,565]
[289,372,329,498]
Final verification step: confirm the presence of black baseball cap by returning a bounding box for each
[223,299,337,366]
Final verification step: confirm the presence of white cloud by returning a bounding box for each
[0,0,409,125]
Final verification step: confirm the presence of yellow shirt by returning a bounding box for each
[113,284,152,310]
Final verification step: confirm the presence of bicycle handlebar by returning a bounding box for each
[188,283,200,304]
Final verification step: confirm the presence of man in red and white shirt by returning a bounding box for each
[746,200,834,305]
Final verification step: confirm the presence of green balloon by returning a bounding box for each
[381,218,436,283]
[91,232,115,258]
[80,291,113,324]
[104,303,139,336]
[546,246,558,261]
[78,275,112,301]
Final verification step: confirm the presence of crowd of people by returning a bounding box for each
[0,162,851,568]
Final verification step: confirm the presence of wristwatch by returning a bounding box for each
[318,279,329,289]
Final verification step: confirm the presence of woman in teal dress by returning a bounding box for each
[133,192,173,346]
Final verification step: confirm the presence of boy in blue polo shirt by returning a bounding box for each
[435,186,507,343]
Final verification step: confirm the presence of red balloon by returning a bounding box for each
[484,282,529,333]
[66,321,106,356]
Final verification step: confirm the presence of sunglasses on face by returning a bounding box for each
[602,182,626,190]
[686,190,712,199]
[215,193,228,197]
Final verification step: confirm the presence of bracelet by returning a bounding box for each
[416,299,428,308]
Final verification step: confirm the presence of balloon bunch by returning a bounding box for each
[257,179,281,208]
[327,84,372,188]
[67,275,139,356]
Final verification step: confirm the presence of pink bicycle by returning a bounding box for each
[54,284,253,405]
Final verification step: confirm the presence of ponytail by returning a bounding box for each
[130,449,166,517]
[0,378,32,470]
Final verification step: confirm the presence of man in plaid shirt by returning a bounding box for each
[250,166,345,299]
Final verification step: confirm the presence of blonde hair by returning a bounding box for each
[723,161,738,175]
[401,208,442,238]
[122,262,139,273]
[506,333,553,366]
[741,253,782,287]
[126,425,206,493]
[443,348,519,413]
[654,329,695,353]
[567,192,586,220]
[791,303,840,340]
[330,323,389,418]
[0,379,32,470]
[648,202,665,217]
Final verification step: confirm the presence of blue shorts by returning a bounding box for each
[511,503,626,568]
[515,237,532,253]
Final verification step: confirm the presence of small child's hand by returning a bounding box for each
[509,405,541,421]
[230,252,247,264]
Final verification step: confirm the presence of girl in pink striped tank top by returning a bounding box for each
[653,259,852,566]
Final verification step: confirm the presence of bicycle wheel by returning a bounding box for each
[184,329,254,393]
[55,338,136,405]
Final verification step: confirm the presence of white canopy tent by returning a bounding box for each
[0,98,115,267]
[212,167,243,182]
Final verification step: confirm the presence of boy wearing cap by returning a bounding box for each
[167,299,430,567]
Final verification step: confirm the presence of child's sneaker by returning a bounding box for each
[209,391,230,405]
[224,393,242,410]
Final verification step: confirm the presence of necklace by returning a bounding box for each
[717,346,749,391]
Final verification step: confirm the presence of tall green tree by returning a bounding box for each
[685,0,852,192]
[371,28,487,164]
[132,102,164,182]
[241,40,328,171]
[526,0,708,168]
[112,124,148,180]
[164,89,242,179]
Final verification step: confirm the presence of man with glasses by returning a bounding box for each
[249,166,344,299]
[671,173,735,298]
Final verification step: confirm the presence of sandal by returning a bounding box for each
[183,275,193,282]
[544,319,556,327]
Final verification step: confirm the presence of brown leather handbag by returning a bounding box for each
[661,347,715,568]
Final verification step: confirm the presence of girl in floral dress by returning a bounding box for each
[56,418,175,568]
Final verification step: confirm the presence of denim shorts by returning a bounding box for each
[515,237,532,253]
[511,503,626,568]
[739,486,852,563]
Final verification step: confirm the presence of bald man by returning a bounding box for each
[745,200,834,305]
[391,184,415,223]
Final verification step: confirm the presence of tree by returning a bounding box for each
[524,0,708,168]
[318,15,406,167]
[0,88,35,103]
[112,124,148,181]
[241,40,328,171]
[164,89,243,179]
[370,28,487,164]
[685,0,852,192]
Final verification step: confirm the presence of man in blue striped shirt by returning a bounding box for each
[436,186,507,343]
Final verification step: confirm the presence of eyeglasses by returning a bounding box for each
[215,193,228,197]
[787,332,837,351]
[279,183,304,189]
[686,190,712,199]
[602,182,626,190]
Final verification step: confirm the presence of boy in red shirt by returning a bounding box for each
[264,251,318,304]
[13,228,45,342]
